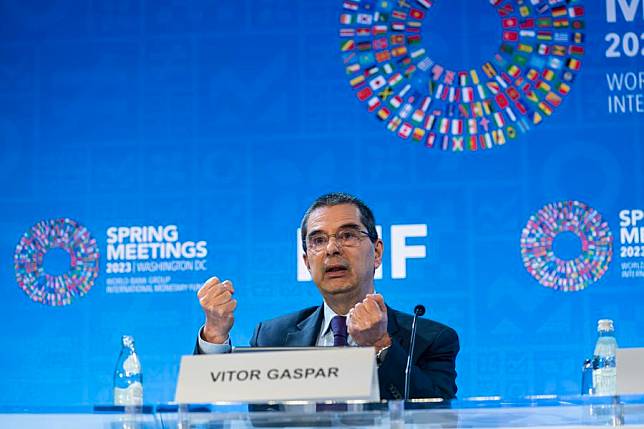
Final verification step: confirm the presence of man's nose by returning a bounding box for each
[325,235,342,254]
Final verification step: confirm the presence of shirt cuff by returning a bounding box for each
[198,326,232,354]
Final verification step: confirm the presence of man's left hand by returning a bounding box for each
[347,293,392,351]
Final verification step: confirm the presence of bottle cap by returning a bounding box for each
[121,335,135,347]
[597,319,614,332]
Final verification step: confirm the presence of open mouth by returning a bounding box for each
[325,265,349,277]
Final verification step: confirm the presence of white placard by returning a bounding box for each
[617,347,644,395]
[175,347,379,403]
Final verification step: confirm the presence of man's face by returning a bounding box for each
[302,204,383,300]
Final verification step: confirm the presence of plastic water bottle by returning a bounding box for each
[113,335,143,405]
[592,319,617,396]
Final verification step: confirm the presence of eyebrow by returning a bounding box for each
[307,223,363,237]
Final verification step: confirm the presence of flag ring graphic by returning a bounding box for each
[520,201,612,292]
[339,0,585,151]
[14,218,100,306]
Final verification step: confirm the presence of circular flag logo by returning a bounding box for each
[14,218,100,306]
[520,201,612,292]
[339,0,585,151]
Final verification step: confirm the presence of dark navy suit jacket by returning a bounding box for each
[196,305,459,400]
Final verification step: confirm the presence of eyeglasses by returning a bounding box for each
[306,228,372,254]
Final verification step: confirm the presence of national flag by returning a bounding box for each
[486,81,500,94]
[537,44,549,55]
[391,46,407,57]
[466,118,476,134]
[462,87,474,102]
[507,65,521,78]
[346,63,360,74]
[482,100,492,115]
[449,87,457,102]
[547,56,562,70]
[520,30,536,38]
[388,72,403,86]
[357,86,373,101]
[411,108,425,124]
[408,8,424,19]
[495,93,509,109]
[369,75,387,90]
[444,70,455,85]
[472,102,483,117]
[458,72,467,86]
[569,6,584,17]
[398,122,413,139]
[503,32,518,42]
[502,17,517,28]
[357,13,374,25]
[391,22,405,31]
[493,112,505,127]
[517,44,532,55]
[452,137,464,152]
[425,132,436,148]
[569,45,584,56]
[439,118,450,134]
[372,25,388,35]
[399,103,412,118]
[572,20,585,29]
[468,136,478,150]
[476,84,486,99]
[410,48,425,59]
[350,75,365,88]
[359,52,375,65]
[375,51,391,63]
[343,1,359,10]
[492,129,506,146]
[482,62,497,78]
[360,1,375,11]
[377,107,391,120]
[356,28,371,37]
[562,70,575,82]
[504,106,516,122]
[566,57,581,70]
[526,69,539,80]
[552,45,566,56]
[340,14,353,25]
[556,82,570,95]
[340,28,355,37]
[423,114,436,130]
[407,35,422,45]
[537,17,551,27]
[536,80,551,93]
[482,133,493,149]
[451,119,463,135]
[392,10,407,20]
[470,70,480,84]
[532,111,543,125]
[406,21,422,30]
[387,116,402,131]
[542,69,555,81]
[390,95,403,108]
[341,39,355,51]
[367,97,381,111]
[546,92,561,107]
[574,33,584,43]
[382,63,393,74]
[378,87,393,100]
[373,37,388,50]
[363,64,379,75]
[357,41,372,51]
[520,18,534,28]
[416,0,431,9]
[412,128,425,141]
[553,18,569,28]
[498,4,513,16]
[551,6,566,17]
[537,31,552,41]
[390,34,404,45]
[519,5,529,17]
[538,102,553,116]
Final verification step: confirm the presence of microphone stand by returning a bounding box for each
[404,304,425,401]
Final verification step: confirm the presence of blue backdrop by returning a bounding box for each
[1,0,642,405]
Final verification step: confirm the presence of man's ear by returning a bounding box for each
[373,239,384,271]
[303,251,311,271]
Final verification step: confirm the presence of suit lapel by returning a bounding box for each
[285,305,324,347]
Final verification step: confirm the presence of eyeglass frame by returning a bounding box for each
[305,226,376,254]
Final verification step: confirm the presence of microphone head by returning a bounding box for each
[414,304,426,317]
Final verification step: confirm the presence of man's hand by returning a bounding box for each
[347,293,392,351]
[197,276,237,344]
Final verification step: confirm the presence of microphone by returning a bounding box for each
[404,304,426,401]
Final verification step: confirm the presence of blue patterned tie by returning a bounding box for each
[330,315,348,346]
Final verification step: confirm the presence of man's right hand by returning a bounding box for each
[198,276,237,344]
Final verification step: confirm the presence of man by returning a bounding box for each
[195,192,459,399]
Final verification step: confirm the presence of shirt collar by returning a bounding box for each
[321,300,346,336]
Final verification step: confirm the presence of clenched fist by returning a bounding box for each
[198,276,237,344]
[347,293,391,351]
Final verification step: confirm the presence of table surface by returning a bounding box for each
[1,394,643,428]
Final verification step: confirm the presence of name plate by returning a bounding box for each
[617,347,644,395]
[175,348,379,403]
